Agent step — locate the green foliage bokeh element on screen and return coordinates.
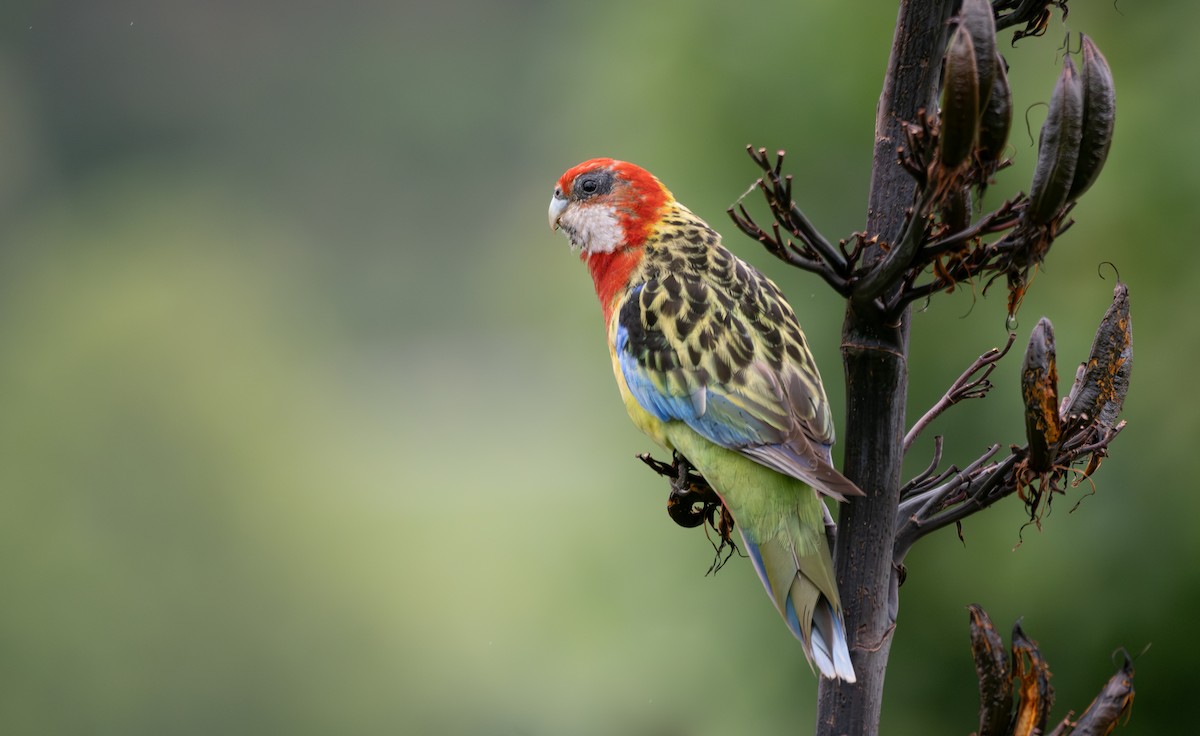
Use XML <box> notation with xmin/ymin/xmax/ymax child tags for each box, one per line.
<box><xmin>0</xmin><ymin>2</ymin><xmax>1189</xmax><ymax>733</ymax></box>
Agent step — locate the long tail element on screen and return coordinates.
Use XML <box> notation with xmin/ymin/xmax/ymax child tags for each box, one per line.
<box><xmin>660</xmin><ymin>429</ymin><xmax>855</xmax><ymax>680</ymax></box>
<box><xmin>740</xmin><ymin>525</ymin><xmax>856</xmax><ymax>682</ymax></box>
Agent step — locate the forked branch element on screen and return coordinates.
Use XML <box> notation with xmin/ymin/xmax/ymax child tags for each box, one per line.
<box><xmin>728</xmin><ymin>147</ymin><xmax>852</xmax><ymax>296</ymax></box>
<box><xmin>904</xmin><ymin>333</ymin><xmax>1017</xmax><ymax>452</ymax></box>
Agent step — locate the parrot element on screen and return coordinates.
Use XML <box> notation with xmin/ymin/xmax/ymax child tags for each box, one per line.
<box><xmin>548</xmin><ymin>158</ymin><xmax>862</xmax><ymax>682</ymax></box>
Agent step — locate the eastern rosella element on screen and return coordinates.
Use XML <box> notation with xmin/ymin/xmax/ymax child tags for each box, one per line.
<box><xmin>549</xmin><ymin>158</ymin><xmax>861</xmax><ymax>682</ymax></box>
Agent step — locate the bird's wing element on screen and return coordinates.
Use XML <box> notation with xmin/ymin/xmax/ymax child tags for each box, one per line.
<box><xmin>614</xmin><ymin>261</ymin><xmax>863</xmax><ymax>500</ymax></box>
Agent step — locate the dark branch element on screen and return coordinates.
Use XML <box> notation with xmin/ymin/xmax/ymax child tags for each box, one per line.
<box><xmin>893</xmin><ymin>420</ymin><xmax>1126</xmax><ymax>561</ymax></box>
<box><xmin>894</xmin><ymin>448</ymin><xmax>1012</xmax><ymax>560</ymax></box>
<box><xmin>709</xmin><ymin>1</ymin><xmax>1127</xmax><ymax>732</ymax></box>
<box><xmin>897</xmin><ymin>445</ymin><xmax>1004</xmax><ymax>524</ymax></box>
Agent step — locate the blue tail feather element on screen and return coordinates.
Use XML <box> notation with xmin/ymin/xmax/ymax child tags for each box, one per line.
<box><xmin>739</xmin><ymin>528</ymin><xmax>856</xmax><ymax>682</ymax></box>
<box><xmin>740</xmin><ymin>533</ymin><xmax>772</xmax><ymax>598</ymax></box>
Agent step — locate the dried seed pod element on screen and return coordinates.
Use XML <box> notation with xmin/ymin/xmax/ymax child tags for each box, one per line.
<box><xmin>938</xmin><ymin>24</ymin><xmax>981</xmax><ymax>172</ymax></box>
<box><xmin>1097</xmin><ymin>333</ymin><xmax>1132</xmax><ymax>430</ymax></box>
<box><xmin>1021</xmin><ymin>317</ymin><xmax>1060</xmax><ymax>473</ymax></box>
<box><xmin>960</xmin><ymin>0</ymin><xmax>998</xmax><ymax>111</ymax></box>
<box><xmin>968</xmin><ymin>605</ymin><xmax>1014</xmax><ymax>736</ymax></box>
<box><xmin>1026</xmin><ymin>55</ymin><xmax>1085</xmax><ymax>227</ymax></box>
<box><xmin>1061</xmin><ymin>281</ymin><xmax>1132</xmax><ymax>428</ymax></box>
<box><xmin>1011</xmin><ymin>622</ymin><xmax>1055</xmax><ymax>736</ymax></box>
<box><xmin>942</xmin><ymin>184</ymin><xmax>972</xmax><ymax>233</ymax></box>
<box><xmin>1060</xmin><ymin>653</ymin><xmax>1135</xmax><ymax>736</ymax></box>
<box><xmin>976</xmin><ymin>51</ymin><xmax>1013</xmax><ymax>184</ymax></box>
<box><xmin>1066</xmin><ymin>34</ymin><xmax>1117</xmax><ymax>202</ymax></box>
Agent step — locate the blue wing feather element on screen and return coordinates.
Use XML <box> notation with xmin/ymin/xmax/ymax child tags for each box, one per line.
<box><xmin>693</xmin><ymin>386</ymin><xmax>786</xmax><ymax>448</ymax></box>
<box><xmin>616</xmin><ymin>320</ymin><xmax>784</xmax><ymax>450</ymax></box>
<box><xmin>614</xmin><ymin>322</ymin><xmax>697</xmax><ymax>423</ymax></box>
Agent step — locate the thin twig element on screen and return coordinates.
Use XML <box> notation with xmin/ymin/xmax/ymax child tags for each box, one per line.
<box><xmin>894</xmin><ymin>450</ymin><xmax>1014</xmax><ymax>559</ymax></box>
<box><xmin>745</xmin><ymin>148</ymin><xmax>849</xmax><ymax>274</ymax></box>
<box><xmin>897</xmin><ymin>444</ymin><xmax>1003</xmax><ymax>523</ymax></box>
<box><xmin>900</xmin><ymin>436</ymin><xmax>945</xmax><ymax>497</ymax></box>
<box><xmin>904</xmin><ymin>333</ymin><xmax>1017</xmax><ymax>452</ymax></box>
<box><xmin>728</xmin><ymin>206</ymin><xmax>852</xmax><ymax>295</ymax></box>
<box><xmin>900</xmin><ymin>462</ymin><xmax>961</xmax><ymax>501</ymax></box>
<box><xmin>907</xmin><ymin>455</ymin><xmax>1019</xmax><ymax>540</ymax></box>
<box><xmin>727</xmin><ymin>204</ymin><xmax>851</xmax><ymax>294</ymax></box>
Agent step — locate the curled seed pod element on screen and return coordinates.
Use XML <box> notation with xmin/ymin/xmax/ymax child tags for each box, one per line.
<box><xmin>938</xmin><ymin>24</ymin><xmax>981</xmax><ymax>172</ymax></box>
<box><xmin>1022</xmin><ymin>317</ymin><xmax>1060</xmax><ymax>473</ymax></box>
<box><xmin>1061</xmin><ymin>281</ymin><xmax>1132</xmax><ymax>428</ymax></box>
<box><xmin>1011</xmin><ymin>622</ymin><xmax>1055</xmax><ymax>736</ymax></box>
<box><xmin>976</xmin><ymin>51</ymin><xmax>1013</xmax><ymax>184</ymax></box>
<box><xmin>1066</xmin><ymin>34</ymin><xmax>1117</xmax><ymax>202</ymax></box>
<box><xmin>960</xmin><ymin>0</ymin><xmax>998</xmax><ymax>112</ymax></box>
<box><xmin>1063</xmin><ymin>653</ymin><xmax>1135</xmax><ymax>736</ymax></box>
<box><xmin>968</xmin><ymin>605</ymin><xmax>1013</xmax><ymax>736</ymax></box>
<box><xmin>1026</xmin><ymin>55</ymin><xmax>1085</xmax><ymax>227</ymax></box>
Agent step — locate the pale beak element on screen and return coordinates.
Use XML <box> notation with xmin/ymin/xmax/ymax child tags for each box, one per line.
<box><xmin>548</xmin><ymin>194</ymin><xmax>567</xmax><ymax>232</ymax></box>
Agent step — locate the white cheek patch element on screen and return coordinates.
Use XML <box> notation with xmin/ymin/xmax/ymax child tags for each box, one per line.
<box><xmin>561</xmin><ymin>205</ymin><xmax>623</xmax><ymax>254</ymax></box>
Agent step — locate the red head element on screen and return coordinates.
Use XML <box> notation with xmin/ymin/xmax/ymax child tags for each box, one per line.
<box><xmin>549</xmin><ymin>159</ymin><xmax>676</xmax><ymax>319</ymax></box>
<box><xmin>548</xmin><ymin>158</ymin><xmax>673</xmax><ymax>255</ymax></box>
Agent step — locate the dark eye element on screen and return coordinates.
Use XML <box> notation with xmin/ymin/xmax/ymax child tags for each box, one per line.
<box><xmin>573</xmin><ymin>170</ymin><xmax>613</xmax><ymax>198</ymax></box>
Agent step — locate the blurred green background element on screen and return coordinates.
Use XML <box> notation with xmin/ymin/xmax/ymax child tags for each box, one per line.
<box><xmin>0</xmin><ymin>1</ymin><xmax>1189</xmax><ymax>733</ymax></box>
